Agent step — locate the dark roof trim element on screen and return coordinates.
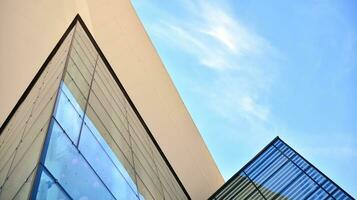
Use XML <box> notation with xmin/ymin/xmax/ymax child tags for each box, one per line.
<box><xmin>209</xmin><ymin>136</ymin><xmax>355</xmax><ymax>200</ymax></box>
<box><xmin>279</xmin><ymin>138</ymin><xmax>355</xmax><ymax>199</ymax></box>
<box><xmin>208</xmin><ymin>136</ymin><xmax>280</xmax><ymax>199</ymax></box>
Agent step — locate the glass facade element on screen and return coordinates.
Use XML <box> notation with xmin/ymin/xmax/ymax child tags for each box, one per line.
<box><xmin>0</xmin><ymin>15</ymin><xmax>189</xmax><ymax>200</ymax></box>
<box><xmin>209</xmin><ymin>137</ymin><xmax>354</xmax><ymax>200</ymax></box>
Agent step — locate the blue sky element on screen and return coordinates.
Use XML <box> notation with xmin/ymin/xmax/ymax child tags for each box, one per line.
<box><xmin>131</xmin><ymin>0</ymin><xmax>357</xmax><ymax>196</ymax></box>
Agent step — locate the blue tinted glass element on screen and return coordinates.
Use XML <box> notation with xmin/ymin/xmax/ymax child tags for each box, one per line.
<box><xmin>54</xmin><ymin>89</ymin><xmax>82</xmax><ymax>143</ymax></box>
<box><xmin>79</xmin><ymin>124</ymin><xmax>138</xmax><ymax>200</ymax></box>
<box><xmin>35</xmin><ymin>169</ymin><xmax>70</xmax><ymax>200</ymax></box>
<box><xmin>84</xmin><ymin>116</ymin><xmax>138</xmax><ymax>193</ymax></box>
<box><xmin>44</xmin><ymin>120</ymin><xmax>115</xmax><ymax>200</ymax></box>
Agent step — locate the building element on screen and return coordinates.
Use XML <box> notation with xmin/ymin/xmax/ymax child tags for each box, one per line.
<box><xmin>209</xmin><ymin>137</ymin><xmax>354</xmax><ymax>200</ymax></box>
<box><xmin>0</xmin><ymin>1</ymin><xmax>354</xmax><ymax>200</ymax></box>
<box><xmin>0</xmin><ymin>1</ymin><xmax>223</xmax><ymax>199</ymax></box>
<box><xmin>0</xmin><ymin>15</ymin><xmax>192</xmax><ymax>200</ymax></box>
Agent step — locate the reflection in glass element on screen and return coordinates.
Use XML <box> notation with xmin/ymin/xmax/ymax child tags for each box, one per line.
<box><xmin>35</xmin><ymin>169</ymin><xmax>70</xmax><ymax>200</ymax></box>
<box><xmin>54</xmin><ymin>87</ymin><xmax>82</xmax><ymax>144</ymax></box>
<box><xmin>79</xmin><ymin>123</ymin><xmax>138</xmax><ymax>200</ymax></box>
<box><xmin>44</xmin><ymin>119</ymin><xmax>114</xmax><ymax>200</ymax></box>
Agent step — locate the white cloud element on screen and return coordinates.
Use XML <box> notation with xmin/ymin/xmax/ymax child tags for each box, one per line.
<box><xmin>139</xmin><ymin>0</ymin><xmax>280</xmax><ymax>129</ymax></box>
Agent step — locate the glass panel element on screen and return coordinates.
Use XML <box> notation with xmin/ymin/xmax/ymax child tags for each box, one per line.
<box><xmin>54</xmin><ymin>88</ymin><xmax>83</xmax><ymax>144</ymax></box>
<box><xmin>79</xmin><ymin>124</ymin><xmax>138</xmax><ymax>200</ymax></box>
<box><xmin>44</xmin><ymin>119</ymin><xmax>114</xmax><ymax>200</ymax></box>
<box><xmin>85</xmin><ymin>107</ymin><xmax>135</xmax><ymax>178</ymax></box>
<box><xmin>35</xmin><ymin>169</ymin><xmax>70</xmax><ymax>200</ymax></box>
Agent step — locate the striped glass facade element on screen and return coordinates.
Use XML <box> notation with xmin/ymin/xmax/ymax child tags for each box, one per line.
<box><xmin>210</xmin><ymin>137</ymin><xmax>354</xmax><ymax>200</ymax></box>
<box><xmin>0</xmin><ymin>15</ymin><xmax>189</xmax><ymax>200</ymax></box>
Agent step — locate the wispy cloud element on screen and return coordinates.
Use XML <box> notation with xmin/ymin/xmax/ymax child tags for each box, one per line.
<box><xmin>151</xmin><ymin>1</ymin><xmax>275</xmax><ymax>71</ymax></box>
<box><xmin>144</xmin><ymin>1</ymin><xmax>281</xmax><ymax>127</ymax></box>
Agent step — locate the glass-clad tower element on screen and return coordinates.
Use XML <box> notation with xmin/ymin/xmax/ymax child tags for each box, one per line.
<box><xmin>209</xmin><ymin>137</ymin><xmax>354</xmax><ymax>200</ymax></box>
<box><xmin>0</xmin><ymin>15</ymin><xmax>190</xmax><ymax>200</ymax></box>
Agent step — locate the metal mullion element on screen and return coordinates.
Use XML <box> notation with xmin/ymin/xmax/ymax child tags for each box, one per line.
<box><xmin>96</xmin><ymin>62</ymin><xmax>127</xmax><ymax>109</ymax></box>
<box><xmin>70</xmin><ymin>47</ymin><xmax>95</xmax><ymax>77</ymax></box>
<box><xmin>270</xmin><ymin>170</ymin><xmax>304</xmax><ymax>200</ymax></box>
<box><xmin>80</xmin><ymin>121</ymin><xmax>138</xmax><ymax>195</ymax></box>
<box><xmin>76</xmin><ymin>54</ymin><xmax>99</xmax><ymax>147</ymax></box>
<box><xmin>256</xmin><ymin>155</ymin><xmax>292</xmax><ymax>191</ymax></box>
<box><xmin>73</xmin><ymin>37</ymin><xmax>96</xmax><ymax>67</ymax></box>
<box><xmin>87</xmin><ymin>85</ymin><xmax>131</xmax><ymax>145</ymax></box>
<box><xmin>63</xmin><ymin>70</ymin><xmax>89</xmax><ymax>104</ymax></box>
<box><xmin>126</xmin><ymin>105</ymin><xmax>140</xmax><ymax>199</ymax></box>
<box><xmin>264</xmin><ymin>161</ymin><xmax>300</xmax><ymax>197</ymax></box>
<box><xmin>152</xmin><ymin>149</ymin><xmax>178</xmax><ymax>200</ymax></box>
<box><xmin>0</xmin><ymin>41</ymin><xmax>67</xmax><ymax>148</ymax></box>
<box><xmin>68</xmin><ymin>55</ymin><xmax>93</xmax><ymax>85</ymax></box>
<box><xmin>131</xmin><ymin>134</ymin><xmax>157</xmax><ymax>173</ymax></box>
<box><xmin>216</xmin><ymin>176</ymin><xmax>245</xmax><ymax>198</ymax></box>
<box><xmin>132</xmin><ymin>153</ymin><xmax>164</xmax><ymax>199</ymax></box>
<box><xmin>0</xmin><ymin>151</ymin><xmax>16</xmax><ymax>176</ymax></box>
<box><xmin>303</xmin><ymin>179</ymin><xmax>328</xmax><ymax>200</ymax></box>
<box><xmin>326</xmin><ymin>188</ymin><xmax>339</xmax><ymax>200</ymax></box>
<box><xmin>278</xmin><ymin>167</ymin><xmax>312</xmax><ymax>199</ymax></box>
<box><xmin>243</xmin><ymin>171</ymin><xmax>267</xmax><ymax>200</ymax></box>
<box><xmin>135</xmin><ymin>171</ymin><xmax>156</xmax><ymax>200</ymax></box>
<box><xmin>91</xmin><ymin>75</ymin><xmax>129</xmax><ymax>139</ymax></box>
<box><xmin>227</xmin><ymin>180</ymin><xmax>252</xmax><ymax>200</ymax></box>
<box><xmin>51</xmin><ymin>117</ymin><xmax>118</xmax><ymax>200</ymax></box>
<box><xmin>74</xmin><ymin>29</ymin><xmax>97</xmax><ymax>59</ymax></box>
<box><xmin>156</xmin><ymin>166</ymin><xmax>179</xmax><ymax>200</ymax></box>
<box><xmin>272</xmin><ymin>143</ymin><xmax>337</xmax><ymax>200</ymax></box>
<box><xmin>149</xmin><ymin>140</ymin><xmax>170</xmax><ymax>199</ymax></box>
<box><xmin>39</xmin><ymin>164</ymin><xmax>73</xmax><ymax>200</ymax></box>
<box><xmin>4</xmin><ymin>117</ymin><xmax>51</xmax><ymax>181</ymax></box>
<box><xmin>94</xmin><ymin>64</ymin><xmax>127</xmax><ymax>115</ymax></box>
<box><xmin>23</xmin><ymin>69</ymin><xmax>64</xmax><ymax>134</ymax></box>
<box><xmin>65</xmin><ymin>58</ymin><xmax>91</xmax><ymax>91</ymax></box>
<box><xmin>93</xmin><ymin>67</ymin><xmax>128</xmax><ymax>127</ymax></box>
<box><xmin>222</xmin><ymin>177</ymin><xmax>251</xmax><ymax>199</ymax></box>
<box><xmin>71</xmin><ymin>43</ymin><xmax>95</xmax><ymax>75</ymax></box>
<box><xmin>58</xmin><ymin>87</ymin><xmax>84</xmax><ymax>118</ymax></box>
<box><xmin>245</xmin><ymin>146</ymin><xmax>276</xmax><ymax>174</ymax></box>
<box><xmin>86</xmin><ymin>103</ymin><xmax>135</xmax><ymax>170</ymax></box>
<box><xmin>131</xmin><ymin>138</ymin><xmax>162</xmax><ymax>186</ymax></box>
<box><xmin>29</xmin><ymin>23</ymin><xmax>77</xmax><ymax>199</ymax></box>
<box><xmin>74</xmin><ymin>33</ymin><xmax>96</xmax><ymax>61</ymax></box>
<box><xmin>250</xmin><ymin>148</ymin><xmax>281</xmax><ymax>180</ymax></box>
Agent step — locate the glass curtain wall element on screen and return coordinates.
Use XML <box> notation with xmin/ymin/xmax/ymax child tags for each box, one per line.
<box><xmin>0</xmin><ymin>16</ymin><xmax>189</xmax><ymax>200</ymax></box>
<box><xmin>209</xmin><ymin>137</ymin><xmax>354</xmax><ymax>200</ymax></box>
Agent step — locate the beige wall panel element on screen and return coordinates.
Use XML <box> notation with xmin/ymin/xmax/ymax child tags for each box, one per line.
<box><xmin>85</xmin><ymin>0</ymin><xmax>224</xmax><ymax>198</ymax></box>
<box><xmin>0</xmin><ymin>0</ymin><xmax>224</xmax><ymax>198</ymax></box>
<box><xmin>0</xmin><ymin>0</ymin><xmax>90</xmax><ymax>124</ymax></box>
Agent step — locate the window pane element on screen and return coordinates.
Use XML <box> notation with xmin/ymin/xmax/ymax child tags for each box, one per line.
<box><xmin>44</xmin><ymin>119</ymin><xmax>114</xmax><ymax>200</ymax></box>
<box><xmin>79</xmin><ymin>124</ymin><xmax>138</xmax><ymax>200</ymax></box>
<box><xmin>54</xmin><ymin>88</ymin><xmax>82</xmax><ymax>144</ymax></box>
<box><xmin>35</xmin><ymin>169</ymin><xmax>70</xmax><ymax>200</ymax></box>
